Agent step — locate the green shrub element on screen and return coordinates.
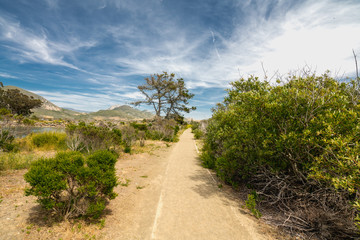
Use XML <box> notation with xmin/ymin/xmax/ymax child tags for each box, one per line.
<box><xmin>112</xmin><ymin>128</ymin><xmax>122</xmax><ymax>141</ymax></box>
<box><xmin>202</xmin><ymin>73</ymin><xmax>360</xmax><ymax>235</ymax></box>
<box><xmin>200</xmin><ymin>151</ymin><xmax>215</xmax><ymax>169</ymax></box>
<box><xmin>30</xmin><ymin>115</ymin><xmax>39</xmax><ymax>121</ymax></box>
<box><xmin>31</xmin><ymin>132</ymin><xmax>67</xmax><ymax>150</ymax></box>
<box><xmin>0</xmin><ymin>107</ymin><xmax>12</xmax><ymax>117</ymax></box>
<box><xmin>130</xmin><ymin>122</ymin><xmax>148</xmax><ymax>131</ymax></box>
<box><xmin>193</xmin><ymin>129</ymin><xmax>204</xmax><ymax>139</ymax></box>
<box><xmin>24</xmin><ymin>150</ymin><xmax>118</xmax><ymax>220</ymax></box>
<box><xmin>245</xmin><ymin>191</ymin><xmax>261</xmax><ymax>219</ymax></box>
<box><xmin>190</xmin><ymin>121</ymin><xmax>200</xmax><ymax>132</ymax></box>
<box><xmin>22</xmin><ymin>118</ymin><xmax>35</xmax><ymax>125</ymax></box>
<box><xmin>203</xmin><ymin>74</ymin><xmax>360</xmax><ymax>186</ymax></box>
<box><xmin>124</xmin><ymin>146</ymin><xmax>131</xmax><ymax>153</ymax></box>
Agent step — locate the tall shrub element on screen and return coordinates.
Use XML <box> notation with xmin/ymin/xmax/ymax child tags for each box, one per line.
<box><xmin>202</xmin><ymin>73</ymin><xmax>360</xmax><ymax>236</ymax></box>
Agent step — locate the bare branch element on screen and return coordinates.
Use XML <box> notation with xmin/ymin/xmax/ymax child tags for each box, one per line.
<box><xmin>353</xmin><ymin>49</ymin><xmax>359</xmax><ymax>80</ymax></box>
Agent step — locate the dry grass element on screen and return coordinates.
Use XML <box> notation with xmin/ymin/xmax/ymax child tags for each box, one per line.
<box><xmin>130</xmin><ymin>139</ymin><xmax>172</xmax><ymax>154</ymax></box>
<box><xmin>0</xmin><ymin>150</ymin><xmax>56</xmax><ymax>171</ymax></box>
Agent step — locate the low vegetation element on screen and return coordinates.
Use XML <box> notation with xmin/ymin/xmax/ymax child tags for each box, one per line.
<box><xmin>190</xmin><ymin>121</ymin><xmax>206</xmax><ymax>140</ymax></box>
<box><xmin>1</xmin><ymin>118</ymin><xmax>183</xmax><ymax>172</ymax></box>
<box><xmin>31</xmin><ymin>132</ymin><xmax>67</xmax><ymax>150</ymax></box>
<box><xmin>202</xmin><ymin>72</ymin><xmax>360</xmax><ymax>239</ymax></box>
<box><xmin>0</xmin><ymin>152</ymin><xmax>37</xmax><ymax>171</ymax></box>
<box><xmin>66</xmin><ymin>121</ymin><xmax>122</xmax><ymax>153</ymax></box>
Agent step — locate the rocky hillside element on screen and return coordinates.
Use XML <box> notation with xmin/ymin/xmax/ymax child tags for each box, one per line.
<box><xmin>3</xmin><ymin>85</ymin><xmax>61</xmax><ymax>111</ymax></box>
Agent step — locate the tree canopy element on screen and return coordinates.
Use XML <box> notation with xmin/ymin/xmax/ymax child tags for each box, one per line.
<box><xmin>133</xmin><ymin>72</ymin><xmax>196</xmax><ymax>119</ymax></box>
<box><xmin>0</xmin><ymin>83</ymin><xmax>42</xmax><ymax>116</ymax></box>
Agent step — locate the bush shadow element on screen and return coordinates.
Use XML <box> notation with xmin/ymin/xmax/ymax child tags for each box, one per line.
<box><xmin>189</xmin><ymin>157</ymin><xmax>249</xmax><ymax>216</ymax></box>
<box><xmin>26</xmin><ymin>202</ymin><xmax>113</xmax><ymax>227</ymax></box>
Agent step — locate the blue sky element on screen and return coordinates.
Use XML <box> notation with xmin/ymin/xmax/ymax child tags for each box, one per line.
<box><xmin>0</xmin><ymin>0</ymin><xmax>359</xmax><ymax>119</ymax></box>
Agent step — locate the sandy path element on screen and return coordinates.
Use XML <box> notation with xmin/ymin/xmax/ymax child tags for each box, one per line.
<box><xmin>104</xmin><ymin>129</ymin><xmax>270</xmax><ymax>240</ymax></box>
<box><xmin>148</xmin><ymin>129</ymin><xmax>266</xmax><ymax>240</ymax></box>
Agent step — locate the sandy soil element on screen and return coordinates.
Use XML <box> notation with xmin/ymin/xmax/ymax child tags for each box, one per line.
<box><xmin>0</xmin><ymin>129</ymin><xmax>282</xmax><ymax>240</ymax></box>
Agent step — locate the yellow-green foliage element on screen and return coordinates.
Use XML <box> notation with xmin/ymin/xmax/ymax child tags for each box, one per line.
<box><xmin>0</xmin><ymin>152</ymin><xmax>37</xmax><ymax>171</ymax></box>
<box><xmin>245</xmin><ymin>191</ymin><xmax>262</xmax><ymax>219</ymax></box>
<box><xmin>29</xmin><ymin>132</ymin><xmax>67</xmax><ymax>150</ymax></box>
<box><xmin>202</xmin><ymin>73</ymin><xmax>360</xmax><ymax>229</ymax></box>
<box><xmin>22</xmin><ymin>118</ymin><xmax>35</xmax><ymax>125</ymax></box>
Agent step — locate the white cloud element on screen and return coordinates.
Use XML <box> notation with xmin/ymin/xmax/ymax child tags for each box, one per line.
<box><xmin>0</xmin><ymin>15</ymin><xmax>96</xmax><ymax>70</ymax></box>
<box><xmin>44</xmin><ymin>0</ymin><xmax>59</xmax><ymax>9</ymax></box>
<box><xmin>122</xmin><ymin>91</ymin><xmax>144</xmax><ymax>99</ymax></box>
<box><xmin>110</xmin><ymin>0</ymin><xmax>360</xmax><ymax>87</ymax></box>
<box><xmin>217</xmin><ymin>0</ymin><xmax>360</xmax><ymax>80</ymax></box>
<box><xmin>0</xmin><ymin>72</ymin><xmax>18</xmax><ymax>79</ymax></box>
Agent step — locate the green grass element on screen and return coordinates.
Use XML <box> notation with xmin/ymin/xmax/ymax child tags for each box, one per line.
<box><xmin>98</xmin><ymin>219</ymin><xmax>105</xmax><ymax>230</ymax></box>
<box><xmin>120</xmin><ymin>179</ymin><xmax>131</xmax><ymax>187</ymax></box>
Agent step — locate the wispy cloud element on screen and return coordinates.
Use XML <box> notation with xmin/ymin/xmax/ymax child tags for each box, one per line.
<box><xmin>111</xmin><ymin>0</ymin><xmax>360</xmax><ymax>85</ymax></box>
<box><xmin>43</xmin><ymin>0</ymin><xmax>59</xmax><ymax>9</ymax></box>
<box><xmin>0</xmin><ymin>72</ymin><xmax>18</xmax><ymax>79</ymax></box>
<box><xmin>210</xmin><ymin>30</ymin><xmax>221</xmax><ymax>61</ymax></box>
<box><xmin>208</xmin><ymin>0</ymin><xmax>360</xmax><ymax>79</ymax></box>
<box><xmin>0</xmin><ymin>15</ymin><xmax>96</xmax><ymax>70</ymax></box>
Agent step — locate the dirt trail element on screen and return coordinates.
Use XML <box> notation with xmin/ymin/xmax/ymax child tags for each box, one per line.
<box><xmin>148</xmin><ymin>129</ymin><xmax>266</xmax><ymax>240</ymax></box>
<box><xmin>105</xmin><ymin>129</ymin><xmax>271</xmax><ymax>240</ymax></box>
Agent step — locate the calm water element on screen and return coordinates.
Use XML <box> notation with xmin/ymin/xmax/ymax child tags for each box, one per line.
<box><xmin>3</xmin><ymin>126</ymin><xmax>65</xmax><ymax>138</ymax></box>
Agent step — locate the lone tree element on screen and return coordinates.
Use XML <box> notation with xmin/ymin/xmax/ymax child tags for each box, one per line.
<box><xmin>133</xmin><ymin>72</ymin><xmax>196</xmax><ymax>119</ymax></box>
<box><xmin>0</xmin><ymin>82</ymin><xmax>42</xmax><ymax>116</ymax></box>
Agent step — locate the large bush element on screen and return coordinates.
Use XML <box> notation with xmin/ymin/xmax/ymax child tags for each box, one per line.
<box><xmin>24</xmin><ymin>151</ymin><xmax>118</xmax><ymax>220</ymax></box>
<box><xmin>202</xmin><ymin>73</ymin><xmax>360</xmax><ymax>238</ymax></box>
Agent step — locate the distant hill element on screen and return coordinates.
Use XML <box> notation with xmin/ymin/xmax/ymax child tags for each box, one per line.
<box><xmin>89</xmin><ymin>105</ymin><xmax>153</xmax><ymax>120</ymax></box>
<box><xmin>3</xmin><ymin>85</ymin><xmax>62</xmax><ymax>111</ymax></box>
<box><xmin>1</xmin><ymin>85</ymin><xmax>154</xmax><ymax>120</ymax></box>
